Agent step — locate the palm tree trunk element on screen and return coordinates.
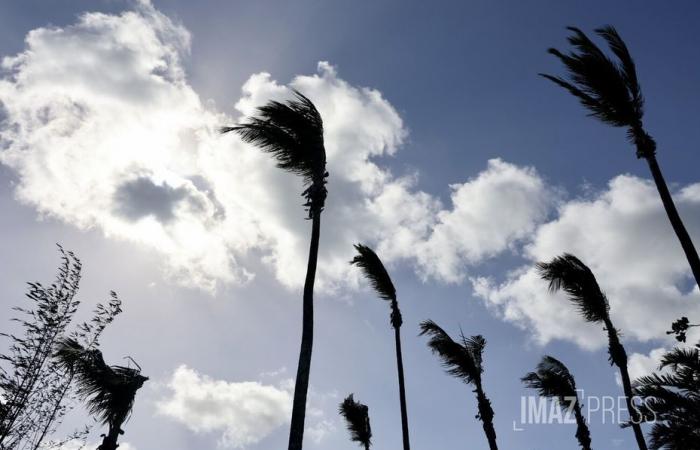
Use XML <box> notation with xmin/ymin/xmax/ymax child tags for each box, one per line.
<box><xmin>97</xmin><ymin>424</ymin><xmax>120</xmax><ymax>450</ymax></box>
<box><xmin>573</xmin><ymin>400</ymin><xmax>592</xmax><ymax>450</ymax></box>
<box><xmin>287</xmin><ymin>212</ymin><xmax>321</xmax><ymax>450</ymax></box>
<box><xmin>617</xmin><ymin>364</ymin><xmax>647</xmax><ymax>450</ymax></box>
<box><xmin>475</xmin><ymin>385</ymin><xmax>498</xmax><ymax>450</ymax></box>
<box><xmin>644</xmin><ymin>154</ymin><xmax>700</xmax><ymax>288</ymax></box>
<box><xmin>604</xmin><ymin>318</ymin><xmax>647</xmax><ymax>450</ymax></box>
<box><xmin>393</xmin><ymin>324</ymin><xmax>411</xmax><ymax>450</ymax></box>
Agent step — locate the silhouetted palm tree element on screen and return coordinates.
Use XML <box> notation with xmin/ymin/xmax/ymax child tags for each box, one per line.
<box><xmin>351</xmin><ymin>244</ymin><xmax>410</xmax><ymax>450</ymax></box>
<box><xmin>632</xmin><ymin>343</ymin><xmax>700</xmax><ymax>449</ymax></box>
<box><xmin>339</xmin><ymin>394</ymin><xmax>372</xmax><ymax>450</ymax></box>
<box><xmin>54</xmin><ymin>338</ymin><xmax>147</xmax><ymax>450</ymax></box>
<box><xmin>542</xmin><ymin>26</ymin><xmax>700</xmax><ymax>290</ymax></box>
<box><xmin>523</xmin><ymin>355</ymin><xmax>592</xmax><ymax>450</ymax></box>
<box><xmin>222</xmin><ymin>90</ymin><xmax>327</xmax><ymax>450</ymax></box>
<box><xmin>419</xmin><ymin>320</ymin><xmax>498</xmax><ymax>450</ymax></box>
<box><xmin>538</xmin><ymin>254</ymin><xmax>647</xmax><ymax>450</ymax></box>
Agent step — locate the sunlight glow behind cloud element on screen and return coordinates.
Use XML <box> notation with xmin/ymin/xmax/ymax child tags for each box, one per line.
<box><xmin>0</xmin><ymin>1</ymin><xmax>552</xmax><ymax>294</ymax></box>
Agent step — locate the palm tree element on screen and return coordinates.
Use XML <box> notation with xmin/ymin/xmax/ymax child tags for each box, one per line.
<box><xmin>523</xmin><ymin>355</ymin><xmax>592</xmax><ymax>450</ymax></box>
<box><xmin>419</xmin><ymin>320</ymin><xmax>498</xmax><ymax>450</ymax></box>
<box><xmin>339</xmin><ymin>394</ymin><xmax>372</xmax><ymax>450</ymax></box>
<box><xmin>54</xmin><ymin>338</ymin><xmax>147</xmax><ymax>450</ymax></box>
<box><xmin>538</xmin><ymin>254</ymin><xmax>647</xmax><ymax>450</ymax></box>
<box><xmin>632</xmin><ymin>343</ymin><xmax>700</xmax><ymax>449</ymax></box>
<box><xmin>542</xmin><ymin>26</ymin><xmax>700</xmax><ymax>290</ymax></box>
<box><xmin>222</xmin><ymin>90</ymin><xmax>327</xmax><ymax>450</ymax></box>
<box><xmin>350</xmin><ymin>244</ymin><xmax>410</xmax><ymax>450</ymax></box>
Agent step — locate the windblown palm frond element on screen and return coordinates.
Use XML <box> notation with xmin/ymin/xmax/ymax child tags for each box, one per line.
<box><xmin>523</xmin><ymin>356</ymin><xmax>577</xmax><ymax>400</ymax></box>
<box><xmin>350</xmin><ymin>244</ymin><xmax>396</xmax><ymax>302</ymax></box>
<box><xmin>54</xmin><ymin>338</ymin><xmax>147</xmax><ymax>427</ymax></box>
<box><xmin>537</xmin><ymin>254</ymin><xmax>609</xmax><ymax>323</ymax></box>
<box><xmin>222</xmin><ymin>89</ymin><xmax>326</xmax><ymax>186</ymax></box>
<box><xmin>419</xmin><ymin>320</ymin><xmax>482</xmax><ymax>384</ymax></box>
<box><xmin>633</xmin><ymin>344</ymin><xmax>700</xmax><ymax>449</ymax></box>
<box><xmin>339</xmin><ymin>394</ymin><xmax>372</xmax><ymax>449</ymax></box>
<box><xmin>541</xmin><ymin>26</ymin><xmax>644</xmax><ymax>130</ymax></box>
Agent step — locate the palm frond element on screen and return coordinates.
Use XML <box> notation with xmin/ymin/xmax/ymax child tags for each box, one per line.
<box><xmin>222</xmin><ymin>89</ymin><xmax>326</xmax><ymax>186</ymax></box>
<box><xmin>632</xmin><ymin>344</ymin><xmax>700</xmax><ymax>449</ymax></box>
<box><xmin>522</xmin><ymin>355</ymin><xmax>577</xmax><ymax>401</ymax></box>
<box><xmin>54</xmin><ymin>338</ymin><xmax>147</xmax><ymax>427</ymax></box>
<box><xmin>350</xmin><ymin>244</ymin><xmax>396</xmax><ymax>302</ymax></box>
<box><xmin>419</xmin><ymin>320</ymin><xmax>482</xmax><ymax>384</ymax></box>
<box><xmin>339</xmin><ymin>394</ymin><xmax>372</xmax><ymax>448</ymax></box>
<box><xmin>537</xmin><ymin>253</ymin><xmax>610</xmax><ymax>323</ymax></box>
<box><xmin>542</xmin><ymin>26</ymin><xmax>644</xmax><ymax>129</ymax></box>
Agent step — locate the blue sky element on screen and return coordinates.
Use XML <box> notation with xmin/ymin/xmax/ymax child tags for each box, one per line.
<box><xmin>1</xmin><ymin>1</ymin><xmax>700</xmax><ymax>449</ymax></box>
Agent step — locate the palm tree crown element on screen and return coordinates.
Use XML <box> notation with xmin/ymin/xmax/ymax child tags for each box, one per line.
<box><xmin>350</xmin><ymin>244</ymin><xmax>396</xmax><ymax>303</ymax></box>
<box><xmin>54</xmin><ymin>338</ymin><xmax>147</xmax><ymax>430</ymax></box>
<box><xmin>633</xmin><ymin>344</ymin><xmax>700</xmax><ymax>449</ymax></box>
<box><xmin>420</xmin><ymin>320</ymin><xmax>497</xmax><ymax>450</ymax></box>
<box><xmin>541</xmin><ymin>26</ymin><xmax>654</xmax><ymax>157</ymax></box>
<box><xmin>523</xmin><ymin>356</ymin><xmax>592</xmax><ymax>450</ymax></box>
<box><xmin>339</xmin><ymin>394</ymin><xmax>372</xmax><ymax>450</ymax></box>
<box><xmin>222</xmin><ymin>89</ymin><xmax>328</xmax><ymax>216</ymax></box>
<box><xmin>523</xmin><ymin>355</ymin><xmax>578</xmax><ymax>400</ymax></box>
<box><xmin>420</xmin><ymin>320</ymin><xmax>484</xmax><ymax>384</ymax></box>
<box><xmin>537</xmin><ymin>253</ymin><xmax>609</xmax><ymax>324</ymax></box>
<box><xmin>350</xmin><ymin>244</ymin><xmax>401</xmax><ymax>327</ymax></box>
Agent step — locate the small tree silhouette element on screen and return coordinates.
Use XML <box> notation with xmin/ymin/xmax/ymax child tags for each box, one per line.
<box><xmin>538</xmin><ymin>254</ymin><xmax>647</xmax><ymax>450</ymax></box>
<box><xmin>523</xmin><ymin>356</ymin><xmax>592</xmax><ymax>450</ymax></box>
<box><xmin>0</xmin><ymin>246</ymin><xmax>122</xmax><ymax>450</ymax></box>
<box><xmin>222</xmin><ymin>89</ymin><xmax>327</xmax><ymax>450</ymax></box>
<box><xmin>420</xmin><ymin>320</ymin><xmax>498</xmax><ymax>450</ymax></box>
<box><xmin>54</xmin><ymin>338</ymin><xmax>148</xmax><ymax>450</ymax></box>
<box><xmin>339</xmin><ymin>394</ymin><xmax>372</xmax><ymax>450</ymax></box>
<box><xmin>351</xmin><ymin>244</ymin><xmax>410</xmax><ymax>450</ymax></box>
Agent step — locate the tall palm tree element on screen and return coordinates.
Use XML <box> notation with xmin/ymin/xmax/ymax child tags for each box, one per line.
<box><xmin>350</xmin><ymin>244</ymin><xmax>410</xmax><ymax>450</ymax></box>
<box><xmin>54</xmin><ymin>338</ymin><xmax>147</xmax><ymax>450</ymax></box>
<box><xmin>632</xmin><ymin>343</ymin><xmax>700</xmax><ymax>449</ymax></box>
<box><xmin>339</xmin><ymin>394</ymin><xmax>372</xmax><ymax>450</ymax></box>
<box><xmin>222</xmin><ymin>90</ymin><xmax>327</xmax><ymax>450</ymax></box>
<box><xmin>538</xmin><ymin>254</ymin><xmax>647</xmax><ymax>450</ymax></box>
<box><xmin>523</xmin><ymin>355</ymin><xmax>592</xmax><ymax>450</ymax></box>
<box><xmin>419</xmin><ymin>320</ymin><xmax>498</xmax><ymax>450</ymax></box>
<box><xmin>542</xmin><ymin>26</ymin><xmax>700</xmax><ymax>290</ymax></box>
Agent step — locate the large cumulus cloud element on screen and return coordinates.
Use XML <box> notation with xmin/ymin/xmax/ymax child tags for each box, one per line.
<box><xmin>0</xmin><ymin>1</ymin><xmax>551</xmax><ymax>293</ymax></box>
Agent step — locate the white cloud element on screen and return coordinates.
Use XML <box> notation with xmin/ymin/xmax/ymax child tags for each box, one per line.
<box><xmin>156</xmin><ymin>365</ymin><xmax>292</xmax><ymax>448</ymax></box>
<box><xmin>627</xmin><ymin>347</ymin><xmax>667</xmax><ymax>382</ymax></box>
<box><xmin>474</xmin><ymin>175</ymin><xmax>700</xmax><ymax>350</ymax></box>
<box><xmin>416</xmin><ymin>159</ymin><xmax>554</xmax><ymax>282</ymax></box>
<box><xmin>0</xmin><ymin>1</ymin><xmax>554</xmax><ymax>293</ymax></box>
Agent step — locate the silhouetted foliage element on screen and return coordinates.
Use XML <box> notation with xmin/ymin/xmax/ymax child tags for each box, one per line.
<box><xmin>222</xmin><ymin>90</ymin><xmax>327</xmax><ymax>450</ymax></box>
<box><xmin>631</xmin><ymin>344</ymin><xmax>700</xmax><ymax>449</ymax></box>
<box><xmin>350</xmin><ymin>244</ymin><xmax>410</xmax><ymax>450</ymax></box>
<box><xmin>523</xmin><ymin>356</ymin><xmax>592</xmax><ymax>450</ymax></box>
<box><xmin>420</xmin><ymin>320</ymin><xmax>498</xmax><ymax>450</ymax></box>
<box><xmin>543</xmin><ymin>25</ymin><xmax>700</xmax><ymax>294</ymax></box>
<box><xmin>538</xmin><ymin>253</ymin><xmax>647</xmax><ymax>450</ymax></box>
<box><xmin>339</xmin><ymin>394</ymin><xmax>372</xmax><ymax>450</ymax></box>
<box><xmin>666</xmin><ymin>317</ymin><xmax>699</xmax><ymax>343</ymax></box>
<box><xmin>0</xmin><ymin>246</ymin><xmax>122</xmax><ymax>450</ymax></box>
<box><xmin>54</xmin><ymin>339</ymin><xmax>147</xmax><ymax>450</ymax></box>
